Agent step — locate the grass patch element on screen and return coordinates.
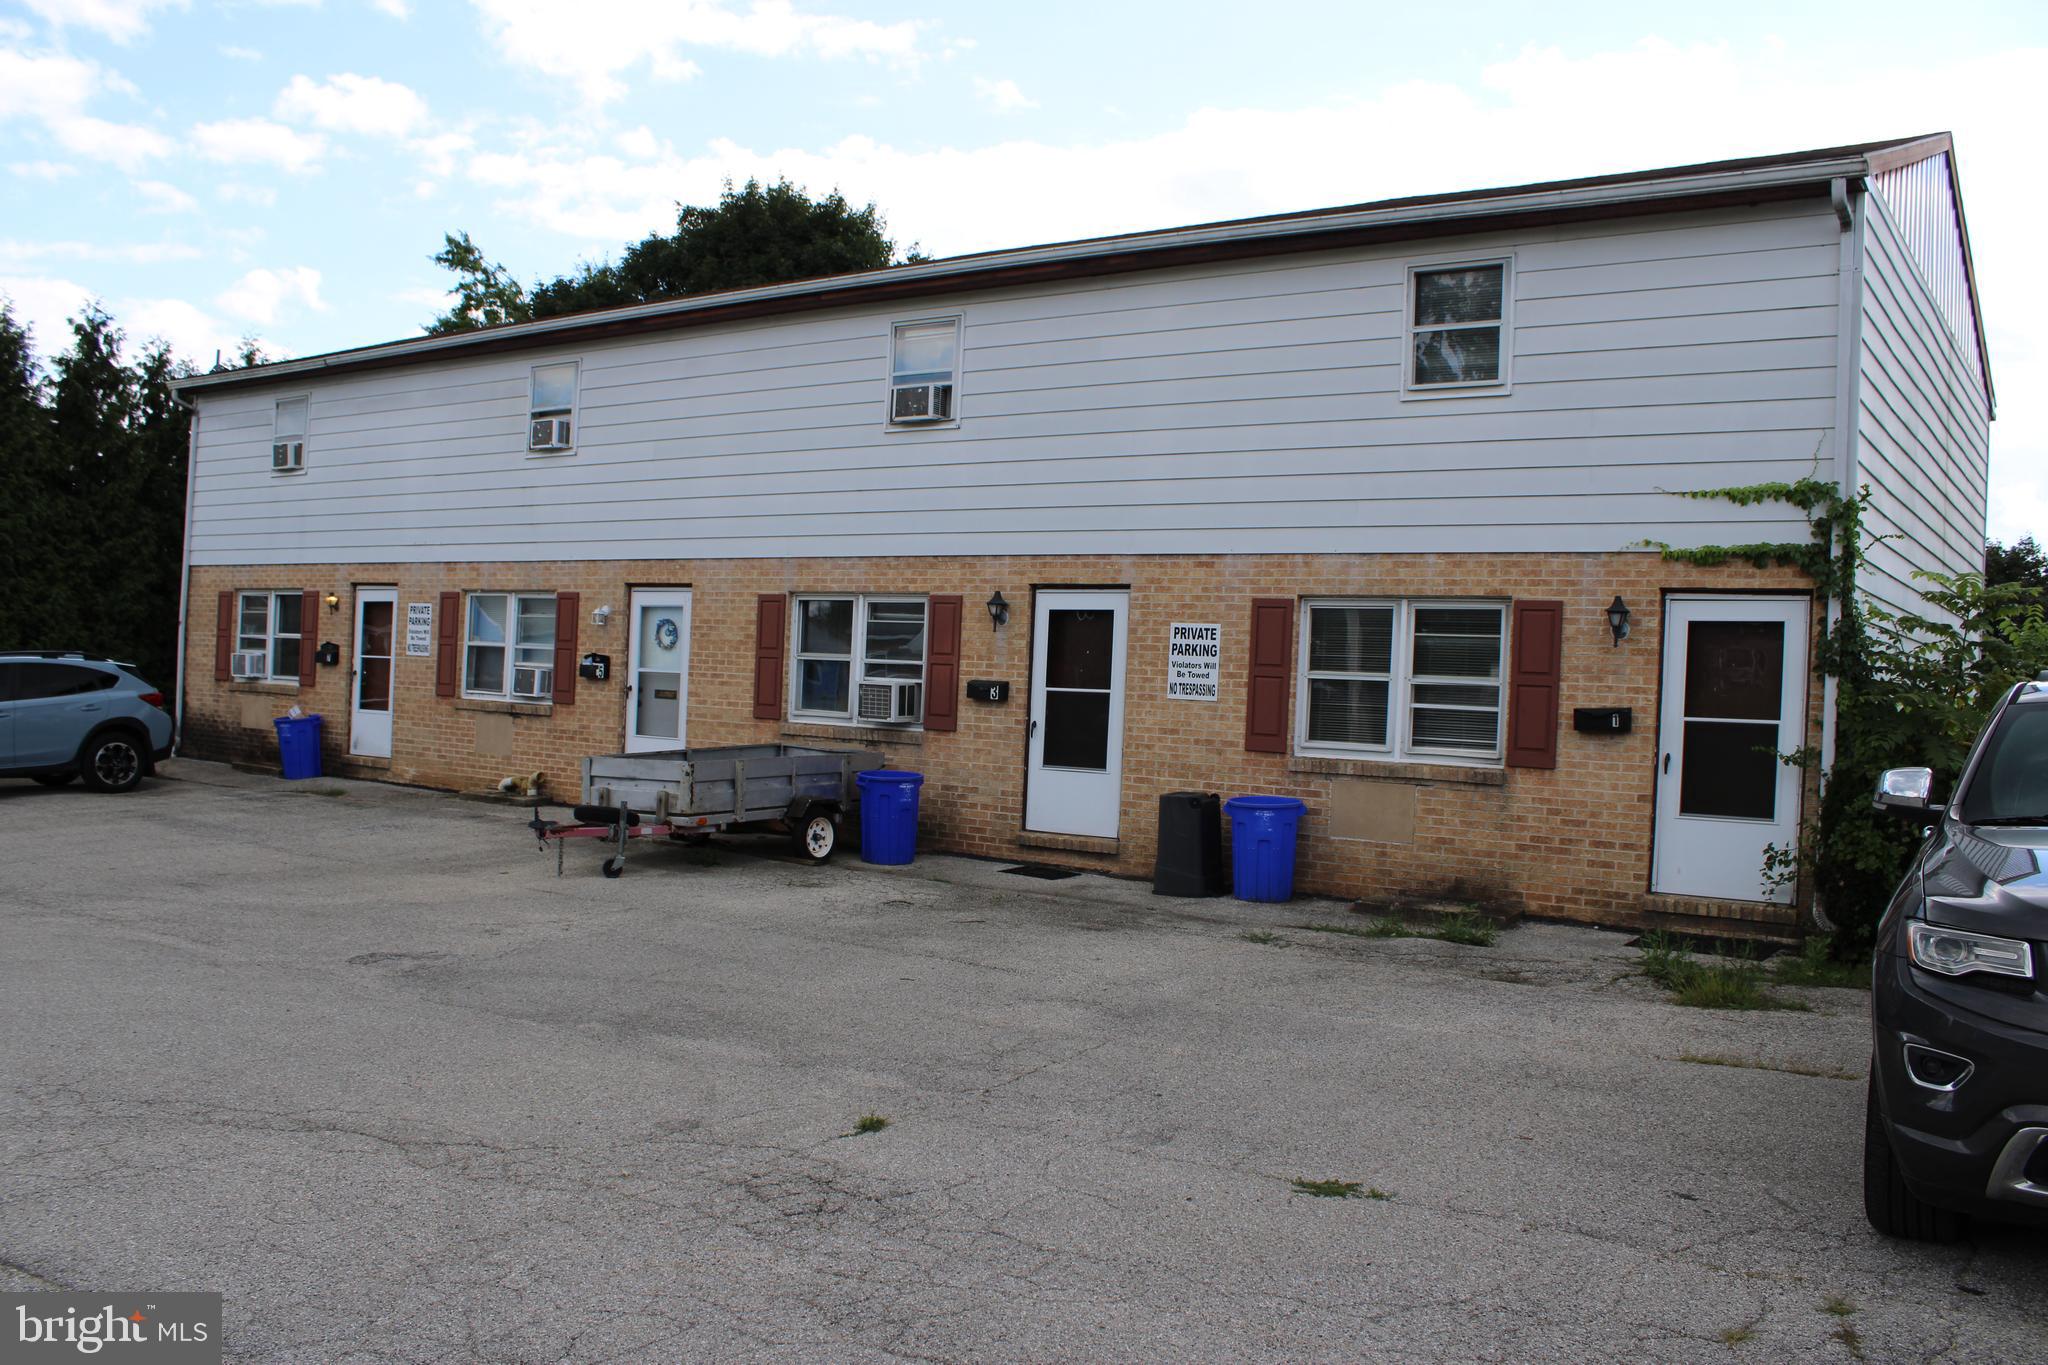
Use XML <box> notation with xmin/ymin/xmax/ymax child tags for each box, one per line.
<box><xmin>1297</xmin><ymin>914</ymin><xmax>1496</xmax><ymax>947</ymax></box>
<box><xmin>1717</xmin><ymin>1325</ymin><xmax>1755</xmax><ymax>1346</ymax></box>
<box><xmin>1239</xmin><ymin>930</ymin><xmax>1286</xmax><ymax>945</ymax></box>
<box><xmin>1679</xmin><ymin>1053</ymin><xmax>1859</xmax><ymax>1081</ymax></box>
<box><xmin>1435</xmin><ymin>913</ymin><xmax>1498</xmax><ymax>947</ymax></box>
<box><xmin>1773</xmin><ymin>935</ymin><xmax>1872</xmax><ymax>991</ymax></box>
<box><xmin>1290</xmin><ymin>1178</ymin><xmax>1364</xmax><ymax>1199</ymax></box>
<box><xmin>1363</xmin><ymin>1187</ymin><xmax>1393</xmax><ymax>1201</ymax></box>
<box><xmin>1821</xmin><ymin>1294</ymin><xmax>1855</xmax><ymax>1317</ymax></box>
<box><xmin>1637</xmin><ymin>933</ymin><xmax>1807</xmax><ymax>1012</ymax></box>
<box><xmin>850</xmin><ymin>1114</ymin><xmax>890</xmax><ymax>1135</ymax></box>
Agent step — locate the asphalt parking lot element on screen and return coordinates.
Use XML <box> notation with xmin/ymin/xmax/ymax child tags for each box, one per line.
<box><xmin>2</xmin><ymin>762</ymin><xmax>2043</xmax><ymax>1362</ymax></box>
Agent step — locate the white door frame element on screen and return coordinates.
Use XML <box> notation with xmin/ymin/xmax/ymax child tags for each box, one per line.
<box><xmin>1024</xmin><ymin>589</ymin><xmax>1129</xmax><ymax>839</ymax></box>
<box><xmin>1651</xmin><ymin>593</ymin><xmax>1811</xmax><ymax>902</ymax></box>
<box><xmin>625</xmin><ymin>588</ymin><xmax>692</xmax><ymax>754</ymax></box>
<box><xmin>348</xmin><ymin>586</ymin><xmax>396</xmax><ymax>759</ymax></box>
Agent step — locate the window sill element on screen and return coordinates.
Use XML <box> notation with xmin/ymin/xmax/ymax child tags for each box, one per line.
<box><xmin>884</xmin><ymin>420</ymin><xmax>961</xmax><ymax>434</ymax></box>
<box><xmin>228</xmin><ymin>680</ymin><xmax>300</xmax><ymax>695</ymax></box>
<box><xmin>454</xmin><ymin>698</ymin><xmax>553</xmax><ymax>717</ymax></box>
<box><xmin>525</xmin><ymin>449</ymin><xmax>577</xmax><ymax>459</ymax></box>
<box><xmin>781</xmin><ymin>721</ymin><xmax>923</xmax><ymax>748</ymax></box>
<box><xmin>1288</xmin><ymin>754</ymin><xmax>1506</xmax><ymax>787</ymax></box>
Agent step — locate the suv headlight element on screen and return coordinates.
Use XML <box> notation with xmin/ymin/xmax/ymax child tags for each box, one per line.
<box><xmin>1906</xmin><ymin>920</ymin><xmax>2035</xmax><ymax>980</ymax></box>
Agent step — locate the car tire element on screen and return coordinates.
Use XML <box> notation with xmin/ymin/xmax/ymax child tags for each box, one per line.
<box><xmin>794</xmin><ymin>812</ymin><xmax>837</xmax><ymax>862</ymax></box>
<box><xmin>77</xmin><ymin>729</ymin><xmax>147</xmax><ymax>794</ymax></box>
<box><xmin>1863</xmin><ymin>1076</ymin><xmax>1966</xmax><ymax>1242</ymax></box>
<box><xmin>32</xmin><ymin>772</ymin><xmax>77</xmax><ymax>787</ymax></box>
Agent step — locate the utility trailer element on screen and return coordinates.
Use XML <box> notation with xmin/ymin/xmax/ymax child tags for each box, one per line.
<box><xmin>528</xmin><ymin>744</ymin><xmax>885</xmax><ymax>877</ymax></box>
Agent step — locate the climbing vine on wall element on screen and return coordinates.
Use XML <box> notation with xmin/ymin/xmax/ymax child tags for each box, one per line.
<box><xmin>1647</xmin><ymin>479</ymin><xmax>2048</xmax><ymax>955</ymax></box>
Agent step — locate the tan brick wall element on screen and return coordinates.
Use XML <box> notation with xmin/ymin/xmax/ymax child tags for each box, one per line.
<box><xmin>183</xmin><ymin>552</ymin><xmax>1819</xmax><ymax>928</ymax></box>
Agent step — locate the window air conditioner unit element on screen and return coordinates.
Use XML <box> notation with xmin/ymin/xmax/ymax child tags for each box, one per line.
<box><xmin>890</xmin><ymin>383</ymin><xmax>953</xmax><ymax>423</ymax></box>
<box><xmin>230</xmin><ymin>650</ymin><xmax>267</xmax><ymax>680</ymax></box>
<box><xmin>512</xmin><ymin>664</ymin><xmax>554</xmax><ymax>699</ymax></box>
<box><xmin>271</xmin><ymin>441</ymin><xmax>304</xmax><ymax>472</ymax></box>
<box><xmin>528</xmin><ymin>417</ymin><xmax>573</xmax><ymax>451</ymax></box>
<box><xmin>857</xmin><ymin>678</ymin><xmax>923</xmax><ymax>724</ymax></box>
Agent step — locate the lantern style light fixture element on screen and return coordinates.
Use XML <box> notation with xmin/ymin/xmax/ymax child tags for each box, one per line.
<box><xmin>986</xmin><ymin>590</ymin><xmax>1010</xmax><ymax>629</ymax></box>
<box><xmin>1606</xmin><ymin>595</ymin><xmax>1631</xmax><ymax>647</ymax></box>
<box><xmin>324</xmin><ymin>592</ymin><xmax>340</xmax><ymax>611</ymax></box>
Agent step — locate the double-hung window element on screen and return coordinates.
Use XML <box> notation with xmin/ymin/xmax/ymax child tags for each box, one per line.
<box><xmin>888</xmin><ymin>319</ymin><xmax>958</xmax><ymax>425</ymax></box>
<box><xmin>1299</xmin><ymin>600</ymin><xmax>1507</xmax><ymax>762</ymax></box>
<box><xmin>527</xmin><ymin>361</ymin><xmax>578</xmax><ymax>453</ymax></box>
<box><xmin>1406</xmin><ymin>260</ymin><xmax>1509</xmax><ymax>392</ymax></box>
<box><xmin>791</xmin><ymin>595</ymin><xmax>928</xmax><ymax>724</ymax></box>
<box><xmin>237</xmin><ymin>590</ymin><xmax>303</xmax><ymax>682</ymax></box>
<box><xmin>271</xmin><ymin>397</ymin><xmax>308</xmax><ymax>473</ymax></box>
<box><xmin>463</xmin><ymin>592</ymin><xmax>556</xmax><ymax>701</ymax></box>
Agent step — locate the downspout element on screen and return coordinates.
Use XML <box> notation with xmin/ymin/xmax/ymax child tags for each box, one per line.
<box><xmin>1815</xmin><ymin>176</ymin><xmax>1867</xmax><ymax>930</ymax></box>
<box><xmin>171</xmin><ymin>392</ymin><xmax>199</xmax><ymax>756</ymax></box>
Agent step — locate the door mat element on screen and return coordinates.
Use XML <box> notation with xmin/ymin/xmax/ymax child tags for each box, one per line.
<box><xmin>1000</xmin><ymin>864</ymin><xmax>1081</xmax><ymax>881</ymax></box>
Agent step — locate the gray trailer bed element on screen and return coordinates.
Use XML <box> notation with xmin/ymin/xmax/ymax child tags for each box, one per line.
<box><xmin>531</xmin><ymin>744</ymin><xmax>887</xmax><ymax>876</ymax></box>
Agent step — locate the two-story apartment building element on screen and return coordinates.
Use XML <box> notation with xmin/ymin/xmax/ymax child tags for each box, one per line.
<box><xmin>170</xmin><ymin>134</ymin><xmax>1993</xmax><ymax>937</ymax></box>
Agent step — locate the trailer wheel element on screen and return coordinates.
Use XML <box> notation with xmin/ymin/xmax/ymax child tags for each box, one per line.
<box><xmin>602</xmin><ymin>856</ymin><xmax>625</xmax><ymax>879</ymax></box>
<box><xmin>795</xmin><ymin>812</ymin><xmax>838</xmax><ymax>862</ymax></box>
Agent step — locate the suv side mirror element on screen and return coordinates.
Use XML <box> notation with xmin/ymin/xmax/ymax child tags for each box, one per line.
<box><xmin>1873</xmin><ymin>767</ymin><xmax>1941</xmax><ymax>820</ymax></box>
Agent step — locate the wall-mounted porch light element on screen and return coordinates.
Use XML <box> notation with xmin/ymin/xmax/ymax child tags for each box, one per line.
<box><xmin>986</xmin><ymin>590</ymin><xmax>1010</xmax><ymax>629</ymax></box>
<box><xmin>1606</xmin><ymin>595</ymin><xmax>1631</xmax><ymax>647</ymax></box>
<box><xmin>324</xmin><ymin>592</ymin><xmax>340</xmax><ymax>611</ymax></box>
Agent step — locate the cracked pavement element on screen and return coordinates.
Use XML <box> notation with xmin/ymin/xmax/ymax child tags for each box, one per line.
<box><xmin>2</xmin><ymin>760</ymin><xmax>2043</xmax><ymax>1362</ymax></box>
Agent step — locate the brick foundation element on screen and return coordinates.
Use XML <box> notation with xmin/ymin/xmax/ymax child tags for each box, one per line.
<box><xmin>181</xmin><ymin>551</ymin><xmax>1820</xmax><ymax>929</ymax></box>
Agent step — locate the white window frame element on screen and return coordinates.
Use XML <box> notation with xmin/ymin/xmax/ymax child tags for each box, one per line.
<box><xmin>461</xmin><ymin>591</ymin><xmax>557</xmax><ymax>702</ymax></box>
<box><xmin>1400</xmin><ymin>256</ymin><xmax>1513</xmax><ymax>399</ymax></box>
<box><xmin>1295</xmin><ymin>598</ymin><xmax>1508</xmax><ymax>766</ymax></box>
<box><xmin>788</xmin><ymin>593</ymin><xmax>930</xmax><ymax>725</ymax></box>
<box><xmin>526</xmin><ymin>360</ymin><xmax>579</xmax><ymax>457</ymax></box>
<box><xmin>271</xmin><ymin>396</ymin><xmax>309</xmax><ymax>476</ymax></box>
<box><xmin>886</xmin><ymin>316</ymin><xmax>961</xmax><ymax>430</ymax></box>
<box><xmin>236</xmin><ymin>589</ymin><xmax>303</xmax><ymax>683</ymax></box>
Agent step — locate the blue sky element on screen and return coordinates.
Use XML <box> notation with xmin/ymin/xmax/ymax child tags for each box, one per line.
<box><xmin>3</xmin><ymin>0</ymin><xmax>2043</xmax><ymax>540</ymax></box>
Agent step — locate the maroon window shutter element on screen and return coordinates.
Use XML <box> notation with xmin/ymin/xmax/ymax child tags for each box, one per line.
<box><xmin>752</xmin><ymin>594</ymin><xmax>787</xmax><ymax>720</ymax></box>
<box><xmin>1505</xmin><ymin>599</ymin><xmax>1564</xmax><ymax>770</ymax></box>
<box><xmin>552</xmin><ymin>592</ymin><xmax>579</xmax><ymax>705</ymax></box>
<box><xmin>1244</xmin><ymin>597</ymin><xmax>1293</xmax><ymax>753</ymax></box>
<box><xmin>214</xmin><ymin>591</ymin><xmax>234</xmax><ymax>682</ymax></box>
<box><xmin>298</xmin><ymin>590</ymin><xmax>319</xmax><ymax>687</ymax></box>
<box><xmin>436</xmin><ymin>590</ymin><xmax>461</xmax><ymax>698</ymax></box>
<box><xmin>924</xmin><ymin>594</ymin><xmax>963</xmax><ymax>732</ymax></box>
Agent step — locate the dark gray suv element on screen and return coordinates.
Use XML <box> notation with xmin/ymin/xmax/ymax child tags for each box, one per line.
<box><xmin>0</xmin><ymin>653</ymin><xmax>176</xmax><ymax>793</ymax></box>
<box><xmin>1865</xmin><ymin>674</ymin><xmax>2048</xmax><ymax>1239</ymax></box>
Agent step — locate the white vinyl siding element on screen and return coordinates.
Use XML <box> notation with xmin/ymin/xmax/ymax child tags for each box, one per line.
<box><xmin>1298</xmin><ymin>600</ymin><xmax>1506</xmax><ymax>764</ymax></box>
<box><xmin>463</xmin><ymin>592</ymin><xmax>555</xmax><ymax>701</ymax></box>
<box><xmin>790</xmin><ymin>595</ymin><xmax>927</xmax><ymax>723</ymax></box>
<box><xmin>185</xmin><ymin>201</ymin><xmax>1845</xmax><ymax>565</ymax></box>
<box><xmin>236</xmin><ymin>590</ymin><xmax>302</xmax><ymax>681</ymax></box>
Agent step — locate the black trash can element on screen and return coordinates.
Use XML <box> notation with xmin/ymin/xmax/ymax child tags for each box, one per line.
<box><xmin>1153</xmin><ymin>791</ymin><xmax>1225</xmax><ymax>897</ymax></box>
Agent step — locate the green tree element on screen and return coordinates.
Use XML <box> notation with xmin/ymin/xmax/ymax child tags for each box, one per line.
<box><xmin>427</xmin><ymin>179</ymin><xmax>913</xmax><ymax>333</ymax></box>
<box><xmin>0</xmin><ymin>304</ymin><xmax>61</xmax><ymax>652</ymax></box>
<box><xmin>1985</xmin><ymin>535</ymin><xmax>2047</xmax><ymax>599</ymax></box>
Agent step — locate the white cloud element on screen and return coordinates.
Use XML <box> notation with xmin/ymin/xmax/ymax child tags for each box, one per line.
<box><xmin>0</xmin><ymin>273</ymin><xmax>254</xmax><ymax>369</ymax></box>
<box><xmin>371</xmin><ymin>0</ymin><xmax>412</xmax><ymax>15</ymax></box>
<box><xmin>191</xmin><ymin>117</ymin><xmax>327</xmax><ymax>172</ymax></box>
<box><xmin>218</xmin><ymin>183</ymin><xmax>279</xmax><ymax>207</ymax></box>
<box><xmin>134</xmin><ymin>178</ymin><xmax>198</xmax><ymax>213</ymax></box>
<box><xmin>471</xmin><ymin>0</ymin><xmax>925</xmax><ymax>104</ymax></box>
<box><xmin>216</xmin><ymin>266</ymin><xmax>326</xmax><ymax>323</ymax></box>
<box><xmin>19</xmin><ymin>0</ymin><xmax>187</xmax><ymax>44</ymax></box>
<box><xmin>972</xmin><ymin>77</ymin><xmax>1035</xmax><ymax>113</ymax></box>
<box><xmin>274</xmin><ymin>72</ymin><xmax>430</xmax><ymax>138</ymax></box>
<box><xmin>0</xmin><ymin>239</ymin><xmax>202</xmax><ymax>267</ymax></box>
<box><xmin>220</xmin><ymin>45</ymin><xmax>264</xmax><ymax>61</ymax></box>
<box><xmin>10</xmin><ymin>160</ymin><xmax>77</xmax><ymax>179</ymax></box>
<box><xmin>0</xmin><ymin>47</ymin><xmax>171</xmax><ymax>173</ymax></box>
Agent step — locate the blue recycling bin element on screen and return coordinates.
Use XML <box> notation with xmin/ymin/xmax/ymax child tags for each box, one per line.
<box><xmin>273</xmin><ymin>714</ymin><xmax>324</xmax><ymax>780</ymax></box>
<box><xmin>1225</xmin><ymin>795</ymin><xmax>1306</xmax><ymax>902</ymax></box>
<box><xmin>855</xmin><ymin>769</ymin><xmax>926</xmax><ymax>865</ymax></box>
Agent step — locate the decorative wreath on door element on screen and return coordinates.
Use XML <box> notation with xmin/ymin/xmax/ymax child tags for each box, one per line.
<box><xmin>654</xmin><ymin>617</ymin><xmax>680</xmax><ymax>650</ymax></box>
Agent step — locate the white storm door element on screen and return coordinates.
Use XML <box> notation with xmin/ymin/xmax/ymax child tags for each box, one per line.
<box><xmin>349</xmin><ymin>588</ymin><xmax>396</xmax><ymax>758</ymax></box>
<box><xmin>1024</xmin><ymin>590</ymin><xmax>1129</xmax><ymax>838</ymax></box>
<box><xmin>1652</xmin><ymin>596</ymin><xmax>1810</xmax><ymax>902</ymax></box>
<box><xmin>626</xmin><ymin>589</ymin><xmax>692</xmax><ymax>753</ymax></box>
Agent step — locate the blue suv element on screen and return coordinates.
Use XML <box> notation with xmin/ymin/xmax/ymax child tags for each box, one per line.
<box><xmin>0</xmin><ymin>652</ymin><xmax>175</xmax><ymax>793</ymax></box>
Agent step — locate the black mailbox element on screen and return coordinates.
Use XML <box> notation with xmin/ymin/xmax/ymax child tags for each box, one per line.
<box><xmin>578</xmin><ymin>653</ymin><xmax>611</xmax><ymax>682</ymax></box>
<box><xmin>966</xmin><ymin>679</ymin><xmax>1009</xmax><ymax>704</ymax></box>
<box><xmin>315</xmin><ymin>641</ymin><xmax>340</xmax><ymax>666</ymax></box>
<box><xmin>1573</xmin><ymin>707</ymin><xmax>1632</xmax><ymax>735</ymax></box>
